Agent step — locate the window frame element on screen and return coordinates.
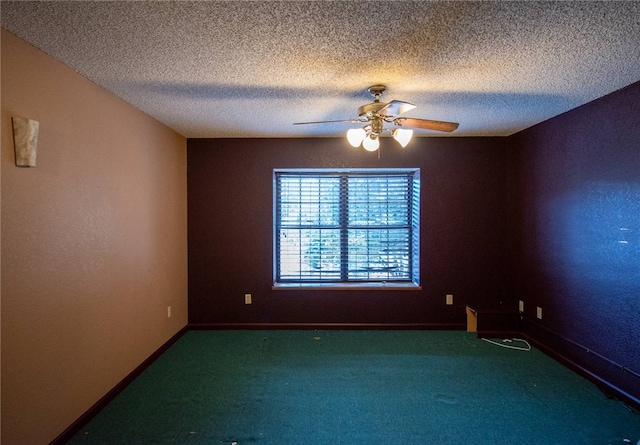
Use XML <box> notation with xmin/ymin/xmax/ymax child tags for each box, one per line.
<box><xmin>273</xmin><ymin>168</ymin><xmax>421</xmax><ymax>290</ymax></box>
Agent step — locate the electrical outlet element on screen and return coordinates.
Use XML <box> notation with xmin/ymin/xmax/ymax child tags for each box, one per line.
<box><xmin>518</xmin><ymin>300</ymin><xmax>524</xmax><ymax>312</ymax></box>
<box><xmin>536</xmin><ymin>306</ymin><xmax>543</xmax><ymax>319</ymax></box>
<box><xmin>245</xmin><ymin>294</ymin><xmax>252</xmax><ymax>305</ymax></box>
<box><xmin>167</xmin><ymin>306</ymin><xmax>172</xmax><ymax>318</ymax></box>
<box><xmin>446</xmin><ymin>294</ymin><xmax>453</xmax><ymax>305</ymax></box>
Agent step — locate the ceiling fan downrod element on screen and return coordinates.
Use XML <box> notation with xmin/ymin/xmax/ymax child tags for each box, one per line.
<box><xmin>358</xmin><ymin>85</ymin><xmax>389</xmax><ymax>117</ymax></box>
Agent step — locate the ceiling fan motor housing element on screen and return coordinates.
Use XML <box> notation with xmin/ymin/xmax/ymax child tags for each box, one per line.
<box><xmin>358</xmin><ymin>101</ymin><xmax>389</xmax><ymax>117</ymax></box>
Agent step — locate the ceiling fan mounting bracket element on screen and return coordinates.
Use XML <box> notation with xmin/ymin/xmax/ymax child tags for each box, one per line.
<box><xmin>367</xmin><ymin>84</ymin><xmax>386</xmax><ymax>99</ymax></box>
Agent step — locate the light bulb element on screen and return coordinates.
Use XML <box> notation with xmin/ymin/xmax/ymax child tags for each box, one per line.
<box><xmin>362</xmin><ymin>134</ymin><xmax>380</xmax><ymax>152</ymax></box>
<box><xmin>392</xmin><ymin>128</ymin><xmax>413</xmax><ymax>148</ymax></box>
<box><xmin>346</xmin><ymin>128</ymin><xmax>366</xmax><ymax>147</ymax></box>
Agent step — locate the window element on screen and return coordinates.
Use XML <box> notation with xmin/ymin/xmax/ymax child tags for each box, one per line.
<box><xmin>274</xmin><ymin>169</ymin><xmax>420</xmax><ymax>288</ymax></box>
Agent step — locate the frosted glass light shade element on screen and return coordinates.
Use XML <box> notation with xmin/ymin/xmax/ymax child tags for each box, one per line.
<box><xmin>346</xmin><ymin>128</ymin><xmax>367</xmax><ymax>147</ymax></box>
<box><xmin>362</xmin><ymin>135</ymin><xmax>380</xmax><ymax>151</ymax></box>
<box><xmin>393</xmin><ymin>128</ymin><xmax>413</xmax><ymax>148</ymax></box>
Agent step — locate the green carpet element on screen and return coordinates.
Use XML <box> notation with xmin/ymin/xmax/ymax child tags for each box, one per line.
<box><xmin>67</xmin><ymin>330</ymin><xmax>640</xmax><ymax>444</ymax></box>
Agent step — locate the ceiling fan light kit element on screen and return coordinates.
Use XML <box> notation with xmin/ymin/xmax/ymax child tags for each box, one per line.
<box><xmin>294</xmin><ymin>85</ymin><xmax>459</xmax><ymax>152</ymax></box>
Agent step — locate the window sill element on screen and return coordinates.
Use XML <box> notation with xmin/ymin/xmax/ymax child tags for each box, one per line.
<box><xmin>272</xmin><ymin>283</ymin><xmax>422</xmax><ymax>291</ymax></box>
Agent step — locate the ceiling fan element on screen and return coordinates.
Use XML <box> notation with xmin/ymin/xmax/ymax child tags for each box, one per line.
<box><xmin>294</xmin><ymin>85</ymin><xmax>459</xmax><ymax>151</ymax></box>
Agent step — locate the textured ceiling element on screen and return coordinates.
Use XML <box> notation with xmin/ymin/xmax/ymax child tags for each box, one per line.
<box><xmin>2</xmin><ymin>1</ymin><xmax>640</xmax><ymax>138</ymax></box>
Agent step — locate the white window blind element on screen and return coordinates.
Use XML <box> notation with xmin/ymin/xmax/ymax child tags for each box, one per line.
<box><xmin>274</xmin><ymin>169</ymin><xmax>420</xmax><ymax>285</ymax></box>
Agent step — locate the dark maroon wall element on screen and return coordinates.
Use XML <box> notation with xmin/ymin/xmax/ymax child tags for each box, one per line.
<box><xmin>188</xmin><ymin>137</ymin><xmax>508</xmax><ymax>326</ymax></box>
<box><xmin>507</xmin><ymin>81</ymin><xmax>640</xmax><ymax>402</ymax></box>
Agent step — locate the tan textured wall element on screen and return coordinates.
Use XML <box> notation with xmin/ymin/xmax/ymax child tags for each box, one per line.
<box><xmin>1</xmin><ymin>30</ymin><xmax>188</xmax><ymax>444</ymax></box>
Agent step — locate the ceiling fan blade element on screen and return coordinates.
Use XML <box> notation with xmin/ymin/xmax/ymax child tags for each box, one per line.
<box><xmin>377</xmin><ymin>100</ymin><xmax>416</xmax><ymax>117</ymax></box>
<box><xmin>395</xmin><ymin>117</ymin><xmax>459</xmax><ymax>132</ymax></box>
<box><xmin>293</xmin><ymin>119</ymin><xmax>363</xmax><ymax>125</ymax></box>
